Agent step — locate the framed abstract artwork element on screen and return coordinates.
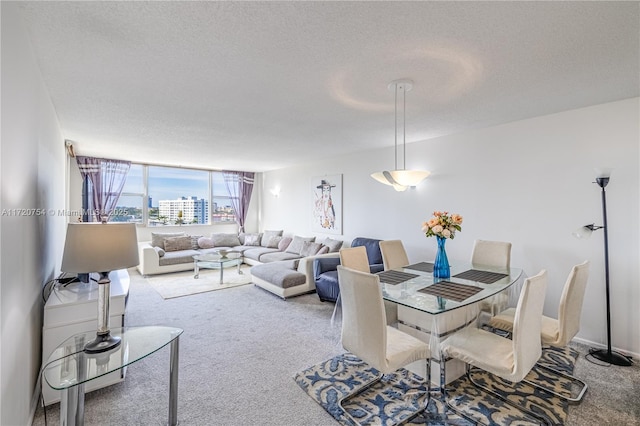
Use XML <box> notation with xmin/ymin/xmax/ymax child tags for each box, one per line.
<box><xmin>311</xmin><ymin>174</ymin><xmax>342</xmax><ymax>235</ymax></box>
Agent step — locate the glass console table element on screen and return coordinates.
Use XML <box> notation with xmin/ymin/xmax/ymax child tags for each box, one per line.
<box><xmin>43</xmin><ymin>326</ymin><xmax>183</xmax><ymax>426</ymax></box>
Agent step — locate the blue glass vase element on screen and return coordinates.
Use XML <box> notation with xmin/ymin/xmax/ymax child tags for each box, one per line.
<box><xmin>433</xmin><ymin>236</ymin><xmax>450</xmax><ymax>279</ymax></box>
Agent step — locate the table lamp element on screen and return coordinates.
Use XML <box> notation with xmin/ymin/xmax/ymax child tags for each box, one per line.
<box><xmin>61</xmin><ymin>222</ymin><xmax>139</xmax><ymax>353</ymax></box>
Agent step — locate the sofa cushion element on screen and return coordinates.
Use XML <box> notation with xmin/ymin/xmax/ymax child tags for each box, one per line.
<box><xmin>211</xmin><ymin>233</ymin><xmax>241</xmax><ymax>247</ymax></box>
<box><xmin>286</xmin><ymin>236</ymin><xmax>316</xmax><ymax>254</ymax></box>
<box><xmin>244</xmin><ymin>247</ymin><xmax>280</xmax><ymax>262</ymax></box>
<box><xmin>158</xmin><ymin>249</ymin><xmax>200</xmax><ymax>266</ymax></box>
<box><xmin>321</xmin><ymin>237</ymin><xmax>343</xmax><ymax>253</ymax></box>
<box><xmin>317</xmin><ymin>246</ymin><xmax>330</xmax><ymax>255</ymax></box>
<box><xmin>151</xmin><ymin>232</ymin><xmax>186</xmax><ymax>249</ymax></box>
<box><xmin>198</xmin><ymin>237</ymin><xmax>215</xmax><ymax>249</ymax></box>
<box><xmin>164</xmin><ymin>236</ymin><xmax>193</xmax><ymax>252</ymax></box>
<box><xmin>153</xmin><ymin>246</ymin><xmax>166</xmax><ymax>257</ymax></box>
<box><xmin>278</xmin><ymin>237</ymin><xmax>292</xmax><ymax>251</ymax></box>
<box><xmin>250</xmin><ymin>262</ymin><xmax>306</xmax><ymax>289</ymax></box>
<box><xmin>261</xmin><ymin>230</ymin><xmax>284</xmax><ymax>247</ymax></box>
<box><xmin>244</xmin><ymin>234</ymin><xmax>262</xmax><ymax>246</ymax></box>
<box><xmin>300</xmin><ymin>241</ymin><xmax>323</xmax><ymax>257</ymax></box>
<box><xmin>265</xmin><ymin>236</ymin><xmax>282</xmax><ymax>248</ymax></box>
<box><xmin>258</xmin><ymin>251</ymin><xmax>303</xmax><ymax>263</ymax></box>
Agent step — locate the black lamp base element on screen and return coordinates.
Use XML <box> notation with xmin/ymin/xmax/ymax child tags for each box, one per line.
<box><xmin>84</xmin><ymin>332</ymin><xmax>121</xmax><ymax>354</ymax></box>
<box><xmin>590</xmin><ymin>348</ymin><xmax>633</xmax><ymax>366</ymax></box>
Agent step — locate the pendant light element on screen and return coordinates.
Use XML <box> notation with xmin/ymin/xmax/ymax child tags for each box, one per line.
<box><xmin>371</xmin><ymin>79</ymin><xmax>431</xmax><ymax>191</ymax></box>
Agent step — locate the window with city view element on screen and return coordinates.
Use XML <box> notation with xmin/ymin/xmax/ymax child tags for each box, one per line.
<box><xmin>112</xmin><ymin>164</ymin><xmax>239</xmax><ymax>226</ymax></box>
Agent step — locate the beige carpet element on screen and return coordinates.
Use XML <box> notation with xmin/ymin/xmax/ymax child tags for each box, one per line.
<box><xmin>145</xmin><ymin>265</ymin><xmax>253</xmax><ymax>299</ymax></box>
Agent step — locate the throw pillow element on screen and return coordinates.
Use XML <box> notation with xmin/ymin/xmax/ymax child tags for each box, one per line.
<box><xmin>286</xmin><ymin>236</ymin><xmax>316</xmax><ymax>254</ymax></box>
<box><xmin>152</xmin><ymin>246</ymin><xmax>165</xmax><ymax>257</ymax></box>
<box><xmin>244</xmin><ymin>234</ymin><xmax>261</xmax><ymax>246</ymax></box>
<box><xmin>190</xmin><ymin>235</ymin><xmax>203</xmax><ymax>250</ymax></box>
<box><xmin>197</xmin><ymin>237</ymin><xmax>215</xmax><ymax>249</ymax></box>
<box><xmin>164</xmin><ymin>236</ymin><xmax>193</xmax><ymax>252</ymax></box>
<box><xmin>260</xmin><ymin>230</ymin><xmax>283</xmax><ymax>247</ymax></box>
<box><xmin>300</xmin><ymin>241</ymin><xmax>323</xmax><ymax>257</ymax></box>
<box><xmin>151</xmin><ymin>232</ymin><xmax>186</xmax><ymax>249</ymax></box>
<box><xmin>210</xmin><ymin>233</ymin><xmax>241</xmax><ymax>247</ymax></box>
<box><xmin>322</xmin><ymin>237</ymin><xmax>343</xmax><ymax>253</ymax></box>
<box><xmin>317</xmin><ymin>245</ymin><xmax>330</xmax><ymax>255</ymax></box>
<box><xmin>265</xmin><ymin>235</ymin><xmax>282</xmax><ymax>248</ymax></box>
<box><xmin>278</xmin><ymin>237</ymin><xmax>293</xmax><ymax>251</ymax></box>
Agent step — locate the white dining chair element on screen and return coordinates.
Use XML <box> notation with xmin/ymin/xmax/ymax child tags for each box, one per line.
<box><xmin>380</xmin><ymin>240</ymin><xmax>410</xmax><ymax>270</ymax></box>
<box><xmin>441</xmin><ymin>270</ymin><xmax>548</xmax><ymax>425</ymax></box>
<box><xmin>471</xmin><ymin>239</ymin><xmax>512</xmax><ymax>318</ymax></box>
<box><xmin>337</xmin><ymin>265</ymin><xmax>431</xmax><ymax>425</ymax></box>
<box><xmin>339</xmin><ymin>246</ymin><xmax>370</xmax><ymax>273</ymax></box>
<box><xmin>489</xmin><ymin>260</ymin><xmax>590</xmax><ymax>402</ymax></box>
<box><xmin>378</xmin><ymin>240</ymin><xmax>409</xmax><ymax>325</ymax></box>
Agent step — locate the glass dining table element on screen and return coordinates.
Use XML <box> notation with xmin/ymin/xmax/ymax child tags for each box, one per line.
<box><xmin>377</xmin><ymin>262</ymin><xmax>524</xmax><ymax>385</ymax></box>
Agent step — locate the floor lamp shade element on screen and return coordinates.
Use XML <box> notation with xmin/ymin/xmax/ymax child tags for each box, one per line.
<box><xmin>61</xmin><ymin>222</ymin><xmax>139</xmax><ymax>353</ymax></box>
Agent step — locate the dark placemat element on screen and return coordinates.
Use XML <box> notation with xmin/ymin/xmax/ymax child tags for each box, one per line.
<box><xmin>418</xmin><ymin>281</ymin><xmax>483</xmax><ymax>302</ymax></box>
<box><xmin>376</xmin><ymin>270</ymin><xmax>419</xmax><ymax>285</ymax></box>
<box><xmin>453</xmin><ymin>269</ymin><xmax>509</xmax><ymax>284</ymax></box>
<box><xmin>404</xmin><ymin>262</ymin><xmax>434</xmax><ymax>273</ymax></box>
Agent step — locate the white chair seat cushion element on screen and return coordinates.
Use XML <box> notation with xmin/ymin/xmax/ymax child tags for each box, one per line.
<box><xmin>384</xmin><ymin>326</ymin><xmax>430</xmax><ymax>373</ymax></box>
<box><xmin>441</xmin><ymin>327</ymin><xmax>515</xmax><ymax>380</ymax></box>
<box><xmin>490</xmin><ymin>308</ymin><xmax>560</xmax><ymax>346</ymax></box>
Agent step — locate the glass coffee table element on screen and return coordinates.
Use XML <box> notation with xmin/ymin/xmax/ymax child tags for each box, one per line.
<box><xmin>193</xmin><ymin>251</ymin><xmax>243</xmax><ymax>283</ymax></box>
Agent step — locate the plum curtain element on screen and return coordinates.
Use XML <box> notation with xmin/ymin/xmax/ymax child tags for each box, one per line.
<box><xmin>76</xmin><ymin>156</ymin><xmax>131</xmax><ymax>222</ymax></box>
<box><xmin>222</xmin><ymin>171</ymin><xmax>255</xmax><ymax>232</ymax></box>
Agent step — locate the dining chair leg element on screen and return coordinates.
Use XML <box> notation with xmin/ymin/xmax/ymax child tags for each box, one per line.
<box><xmin>331</xmin><ymin>293</ymin><xmax>341</xmax><ymax>325</ymax></box>
<box><xmin>465</xmin><ymin>365</ymin><xmax>552</xmax><ymax>426</ymax></box>
<box><xmin>439</xmin><ymin>358</ymin><xmax>484</xmax><ymax>425</ymax></box>
<box><xmin>523</xmin><ymin>363</ymin><xmax>588</xmax><ymax>403</ymax></box>
<box><xmin>338</xmin><ymin>373</ymin><xmax>383</xmax><ymax>426</ymax></box>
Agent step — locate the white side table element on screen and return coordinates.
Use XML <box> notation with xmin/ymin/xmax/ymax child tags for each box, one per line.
<box><xmin>42</xmin><ymin>269</ymin><xmax>129</xmax><ymax>405</ymax></box>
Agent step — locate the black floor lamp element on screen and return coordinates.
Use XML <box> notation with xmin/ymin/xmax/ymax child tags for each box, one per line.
<box><xmin>574</xmin><ymin>169</ymin><xmax>632</xmax><ymax>366</ymax></box>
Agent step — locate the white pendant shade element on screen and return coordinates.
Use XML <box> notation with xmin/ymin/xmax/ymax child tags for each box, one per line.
<box><xmin>372</xmin><ymin>79</ymin><xmax>430</xmax><ymax>191</ymax></box>
<box><xmin>371</xmin><ymin>169</ymin><xmax>431</xmax><ymax>191</ymax></box>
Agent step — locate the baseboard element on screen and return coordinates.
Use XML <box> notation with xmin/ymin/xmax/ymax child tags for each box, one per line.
<box><xmin>571</xmin><ymin>336</ymin><xmax>639</xmax><ymax>361</ymax></box>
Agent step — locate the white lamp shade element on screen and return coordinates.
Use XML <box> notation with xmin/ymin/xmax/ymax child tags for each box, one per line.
<box><xmin>389</xmin><ymin>170</ymin><xmax>431</xmax><ymax>187</ymax></box>
<box><xmin>371</xmin><ymin>169</ymin><xmax>430</xmax><ymax>191</ymax></box>
<box><xmin>572</xmin><ymin>226</ymin><xmax>593</xmax><ymax>239</ymax></box>
<box><xmin>595</xmin><ymin>167</ymin><xmax>612</xmax><ymax>178</ymax></box>
<box><xmin>61</xmin><ymin>223</ymin><xmax>139</xmax><ymax>273</ymax></box>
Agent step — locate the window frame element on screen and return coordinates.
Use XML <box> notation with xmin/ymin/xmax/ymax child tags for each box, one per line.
<box><xmin>117</xmin><ymin>163</ymin><xmax>239</xmax><ymax>227</ymax></box>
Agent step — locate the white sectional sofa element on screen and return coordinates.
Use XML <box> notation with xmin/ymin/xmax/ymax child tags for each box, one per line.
<box><xmin>136</xmin><ymin>230</ymin><xmax>343</xmax><ymax>298</ymax></box>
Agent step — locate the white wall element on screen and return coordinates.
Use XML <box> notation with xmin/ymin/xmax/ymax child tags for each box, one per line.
<box><xmin>261</xmin><ymin>98</ymin><xmax>640</xmax><ymax>356</ymax></box>
<box><xmin>1</xmin><ymin>4</ymin><xmax>67</xmax><ymax>425</ymax></box>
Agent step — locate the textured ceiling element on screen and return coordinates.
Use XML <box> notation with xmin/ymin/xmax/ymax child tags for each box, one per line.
<box><xmin>13</xmin><ymin>1</ymin><xmax>640</xmax><ymax>172</ymax></box>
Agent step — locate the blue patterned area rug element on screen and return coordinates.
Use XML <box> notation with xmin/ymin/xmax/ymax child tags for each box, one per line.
<box><xmin>294</xmin><ymin>346</ymin><xmax>579</xmax><ymax>425</ymax></box>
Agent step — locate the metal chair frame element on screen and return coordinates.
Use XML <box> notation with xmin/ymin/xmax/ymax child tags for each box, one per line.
<box><xmin>338</xmin><ymin>359</ymin><xmax>431</xmax><ymax>426</ymax></box>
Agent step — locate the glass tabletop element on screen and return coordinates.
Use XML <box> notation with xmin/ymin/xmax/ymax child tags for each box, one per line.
<box><xmin>43</xmin><ymin>326</ymin><xmax>183</xmax><ymax>390</ymax></box>
<box><xmin>380</xmin><ymin>263</ymin><xmax>522</xmax><ymax>315</ymax></box>
<box><xmin>193</xmin><ymin>252</ymin><xmax>241</xmax><ymax>262</ymax></box>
